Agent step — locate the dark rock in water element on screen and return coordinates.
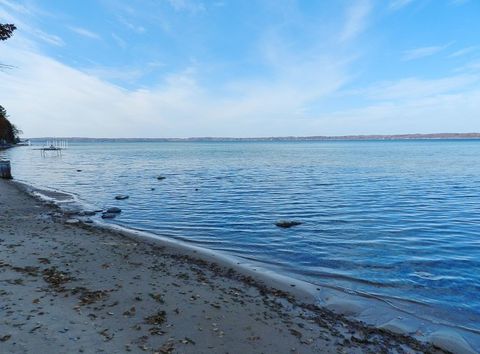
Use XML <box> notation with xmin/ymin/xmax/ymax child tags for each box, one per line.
<box><xmin>275</xmin><ymin>220</ymin><xmax>302</xmax><ymax>228</ymax></box>
<box><xmin>76</xmin><ymin>170</ymin><xmax>82</xmax><ymax>172</ymax></box>
<box><xmin>94</xmin><ymin>209</ymin><xmax>103</xmax><ymax>213</ymax></box>
<box><xmin>83</xmin><ymin>211</ymin><xmax>96</xmax><ymax>216</ymax></box>
<box><xmin>83</xmin><ymin>219</ymin><xmax>94</xmax><ymax>223</ymax></box>
<box><xmin>115</xmin><ymin>195</ymin><xmax>129</xmax><ymax>200</ymax></box>
<box><xmin>157</xmin><ymin>176</ymin><xmax>166</xmax><ymax>180</ymax></box>
<box><xmin>106</xmin><ymin>207</ymin><xmax>121</xmax><ymax>213</ymax></box>
<box><xmin>102</xmin><ymin>213</ymin><xmax>117</xmax><ymax>219</ymax></box>
<box><xmin>150</xmin><ymin>188</ymin><xmax>155</xmax><ymax>191</ymax></box>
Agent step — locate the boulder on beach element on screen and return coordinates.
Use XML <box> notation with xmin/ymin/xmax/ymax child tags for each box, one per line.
<box><xmin>101</xmin><ymin>213</ymin><xmax>117</xmax><ymax>219</ymax></box>
<box><xmin>115</xmin><ymin>195</ymin><xmax>129</xmax><ymax>200</ymax></box>
<box><xmin>275</xmin><ymin>220</ymin><xmax>302</xmax><ymax>228</ymax></box>
<box><xmin>106</xmin><ymin>207</ymin><xmax>122</xmax><ymax>213</ymax></box>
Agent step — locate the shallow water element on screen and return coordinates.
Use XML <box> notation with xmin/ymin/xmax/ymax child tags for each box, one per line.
<box><xmin>3</xmin><ymin>140</ymin><xmax>480</xmax><ymax>332</ymax></box>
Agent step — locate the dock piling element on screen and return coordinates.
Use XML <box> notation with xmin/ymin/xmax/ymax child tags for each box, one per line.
<box><xmin>0</xmin><ymin>160</ymin><xmax>12</xmax><ymax>179</ymax></box>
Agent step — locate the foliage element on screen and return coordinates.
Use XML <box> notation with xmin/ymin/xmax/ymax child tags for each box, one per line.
<box><xmin>0</xmin><ymin>105</ymin><xmax>21</xmax><ymax>144</ymax></box>
<box><xmin>0</xmin><ymin>23</ymin><xmax>20</xmax><ymax>144</ymax></box>
<box><xmin>0</xmin><ymin>23</ymin><xmax>16</xmax><ymax>41</ymax></box>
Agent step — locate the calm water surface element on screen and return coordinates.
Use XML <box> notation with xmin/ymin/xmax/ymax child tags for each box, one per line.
<box><xmin>3</xmin><ymin>140</ymin><xmax>480</xmax><ymax>330</ymax></box>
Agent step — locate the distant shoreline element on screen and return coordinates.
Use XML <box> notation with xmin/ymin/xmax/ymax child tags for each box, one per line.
<box><xmin>26</xmin><ymin>132</ymin><xmax>480</xmax><ymax>142</ymax></box>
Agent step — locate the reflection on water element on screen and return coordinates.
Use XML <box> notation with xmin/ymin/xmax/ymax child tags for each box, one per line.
<box><xmin>4</xmin><ymin>140</ymin><xmax>480</xmax><ymax>331</ymax></box>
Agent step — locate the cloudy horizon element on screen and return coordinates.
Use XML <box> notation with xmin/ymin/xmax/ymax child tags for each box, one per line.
<box><xmin>1</xmin><ymin>0</ymin><xmax>480</xmax><ymax>138</ymax></box>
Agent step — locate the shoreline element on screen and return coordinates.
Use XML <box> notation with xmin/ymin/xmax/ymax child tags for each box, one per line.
<box><xmin>0</xmin><ymin>179</ymin><xmax>475</xmax><ymax>353</ymax></box>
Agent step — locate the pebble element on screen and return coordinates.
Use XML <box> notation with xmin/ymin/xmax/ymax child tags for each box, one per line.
<box><xmin>65</xmin><ymin>219</ymin><xmax>80</xmax><ymax>224</ymax></box>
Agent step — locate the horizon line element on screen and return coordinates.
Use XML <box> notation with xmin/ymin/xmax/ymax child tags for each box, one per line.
<box><xmin>26</xmin><ymin>132</ymin><xmax>480</xmax><ymax>140</ymax></box>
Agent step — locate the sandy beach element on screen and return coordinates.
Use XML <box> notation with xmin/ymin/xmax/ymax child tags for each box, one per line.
<box><xmin>0</xmin><ymin>179</ymin><xmax>453</xmax><ymax>353</ymax></box>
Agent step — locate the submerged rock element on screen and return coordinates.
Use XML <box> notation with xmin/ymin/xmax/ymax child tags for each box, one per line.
<box><xmin>275</xmin><ymin>220</ymin><xmax>302</xmax><ymax>228</ymax></box>
<box><xmin>106</xmin><ymin>207</ymin><xmax>122</xmax><ymax>213</ymax></box>
<box><xmin>101</xmin><ymin>213</ymin><xmax>117</xmax><ymax>219</ymax></box>
<box><xmin>115</xmin><ymin>195</ymin><xmax>129</xmax><ymax>200</ymax></box>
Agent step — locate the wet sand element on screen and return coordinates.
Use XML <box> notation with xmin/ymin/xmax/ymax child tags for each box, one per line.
<box><xmin>0</xmin><ymin>179</ymin><xmax>450</xmax><ymax>353</ymax></box>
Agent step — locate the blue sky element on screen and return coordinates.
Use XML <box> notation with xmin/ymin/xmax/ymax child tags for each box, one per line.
<box><xmin>1</xmin><ymin>0</ymin><xmax>480</xmax><ymax>137</ymax></box>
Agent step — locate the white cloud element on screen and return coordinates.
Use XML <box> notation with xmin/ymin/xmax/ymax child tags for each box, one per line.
<box><xmin>402</xmin><ymin>45</ymin><xmax>446</xmax><ymax>60</ymax></box>
<box><xmin>339</xmin><ymin>0</ymin><xmax>372</xmax><ymax>42</ymax></box>
<box><xmin>0</xmin><ymin>41</ymin><xmax>349</xmax><ymax>137</ymax></box>
<box><xmin>69</xmin><ymin>26</ymin><xmax>101</xmax><ymax>40</ymax></box>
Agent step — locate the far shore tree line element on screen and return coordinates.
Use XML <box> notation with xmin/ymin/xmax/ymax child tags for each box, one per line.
<box><xmin>0</xmin><ymin>23</ymin><xmax>21</xmax><ymax>145</ymax></box>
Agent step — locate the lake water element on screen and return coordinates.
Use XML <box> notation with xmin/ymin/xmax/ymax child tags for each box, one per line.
<box><xmin>3</xmin><ymin>140</ymin><xmax>480</xmax><ymax>335</ymax></box>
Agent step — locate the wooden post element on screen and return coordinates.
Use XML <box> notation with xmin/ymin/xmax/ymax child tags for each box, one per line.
<box><xmin>0</xmin><ymin>160</ymin><xmax>12</xmax><ymax>179</ymax></box>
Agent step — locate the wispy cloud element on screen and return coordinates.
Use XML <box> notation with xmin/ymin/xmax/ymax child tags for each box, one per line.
<box><xmin>117</xmin><ymin>15</ymin><xmax>146</xmax><ymax>34</ymax></box>
<box><xmin>402</xmin><ymin>45</ymin><xmax>447</xmax><ymax>60</ymax></box>
<box><xmin>0</xmin><ymin>0</ymin><xmax>64</xmax><ymax>47</ymax></box>
<box><xmin>31</xmin><ymin>28</ymin><xmax>64</xmax><ymax>46</ymax></box>
<box><xmin>359</xmin><ymin>74</ymin><xmax>479</xmax><ymax>101</ymax></box>
<box><xmin>165</xmin><ymin>0</ymin><xmax>206</xmax><ymax>14</ymax></box>
<box><xmin>449</xmin><ymin>46</ymin><xmax>476</xmax><ymax>58</ymax></box>
<box><xmin>389</xmin><ymin>0</ymin><xmax>415</xmax><ymax>10</ymax></box>
<box><xmin>69</xmin><ymin>26</ymin><xmax>100</xmax><ymax>40</ymax></box>
<box><xmin>339</xmin><ymin>0</ymin><xmax>372</xmax><ymax>42</ymax></box>
<box><xmin>111</xmin><ymin>33</ymin><xmax>127</xmax><ymax>49</ymax></box>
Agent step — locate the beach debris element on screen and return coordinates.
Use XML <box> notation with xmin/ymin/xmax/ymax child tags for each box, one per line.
<box><xmin>156</xmin><ymin>341</ymin><xmax>175</xmax><ymax>353</ymax></box>
<box><xmin>42</xmin><ymin>267</ymin><xmax>72</xmax><ymax>290</ymax></box>
<box><xmin>145</xmin><ymin>311</ymin><xmax>167</xmax><ymax>325</ymax></box>
<box><xmin>71</xmin><ymin>287</ymin><xmax>111</xmax><ymax>306</ymax></box>
<box><xmin>65</xmin><ymin>218</ymin><xmax>80</xmax><ymax>224</ymax></box>
<box><xmin>99</xmin><ymin>328</ymin><xmax>114</xmax><ymax>341</ymax></box>
<box><xmin>157</xmin><ymin>176</ymin><xmax>166</xmax><ymax>180</ymax></box>
<box><xmin>180</xmin><ymin>337</ymin><xmax>196</xmax><ymax>345</ymax></box>
<box><xmin>107</xmin><ymin>207</ymin><xmax>122</xmax><ymax>213</ymax></box>
<box><xmin>115</xmin><ymin>195</ymin><xmax>129</xmax><ymax>200</ymax></box>
<box><xmin>102</xmin><ymin>213</ymin><xmax>117</xmax><ymax>219</ymax></box>
<box><xmin>123</xmin><ymin>306</ymin><xmax>136</xmax><ymax>316</ymax></box>
<box><xmin>0</xmin><ymin>335</ymin><xmax>11</xmax><ymax>342</ymax></box>
<box><xmin>275</xmin><ymin>220</ymin><xmax>302</xmax><ymax>228</ymax></box>
<box><xmin>149</xmin><ymin>293</ymin><xmax>165</xmax><ymax>303</ymax></box>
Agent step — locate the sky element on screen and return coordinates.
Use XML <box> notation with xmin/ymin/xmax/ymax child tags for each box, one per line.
<box><xmin>0</xmin><ymin>0</ymin><xmax>480</xmax><ymax>138</ymax></box>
